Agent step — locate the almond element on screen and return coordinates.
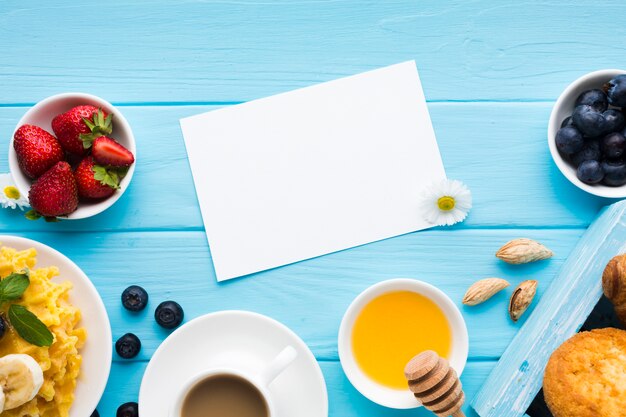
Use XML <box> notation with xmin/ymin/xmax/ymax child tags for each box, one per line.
<box><xmin>509</xmin><ymin>280</ymin><xmax>538</xmax><ymax>322</ymax></box>
<box><xmin>462</xmin><ymin>278</ymin><xmax>510</xmax><ymax>306</ymax></box>
<box><xmin>496</xmin><ymin>238</ymin><xmax>553</xmax><ymax>264</ymax></box>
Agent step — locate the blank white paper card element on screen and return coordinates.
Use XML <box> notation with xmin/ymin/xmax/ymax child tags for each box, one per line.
<box><xmin>181</xmin><ymin>61</ymin><xmax>446</xmax><ymax>281</ymax></box>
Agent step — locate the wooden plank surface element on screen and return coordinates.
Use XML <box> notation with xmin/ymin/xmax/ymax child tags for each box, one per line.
<box><xmin>0</xmin><ymin>0</ymin><xmax>625</xmax><ymax>103</ymax></box>
<box><xmin>2</xmin><ymin>230</ymin><xmax>579</xmax><ymax>361</ymax></box>
<box><xmin>0</xmin><ymin>103</ymin><xmax>609</xmax><ymax>231</ymax></box>
<box><xmin>0</xmin><ymin>0</ymin><xmax>620</xmax><ymax>416</ymax></box>
<box><xmin>473</xmin><ymin>201</ymin><xmax>626</xmax><ymax>417</ymax></box>
<box><xmin>102</xmin><ymin>360</ymin><xmax>495</xmax><ymax>417</ymax></box>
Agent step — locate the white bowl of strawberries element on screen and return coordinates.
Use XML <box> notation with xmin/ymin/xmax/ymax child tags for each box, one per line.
<box><xmin>9</xmin><ymin>93</ymin><xmax>136</xmax><ymax>220</ymax></box>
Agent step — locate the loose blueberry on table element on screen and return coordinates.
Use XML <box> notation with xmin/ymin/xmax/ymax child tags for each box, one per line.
<box><xmin>122</xmin><ymin>285</ymin><xmax>149</xmax><ymax>312</ymax></box>
<box><xmin>115</xmin><ymin>333</ymin><xmax>142</xmax><ymax>359</ymax></box>
<box><xmin>555</xmin><ymin>75</ymin><xmax>626</xmax><ymax>186</ymax></box>
<box><xmin>117</xmin><ymin>402</ymin><xmax>139</xmax><ymax>417</ymax></box>
<box><xmin>155</xmin><ymin>301</ymin><xmax>185</xmax><ymax>329</ymax></box>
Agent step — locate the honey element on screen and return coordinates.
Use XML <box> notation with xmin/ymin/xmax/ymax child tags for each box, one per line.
<box><xmin>351</xmin><ymin>290</ymin><xmax>452</xmax><ymax>389</ymax></box>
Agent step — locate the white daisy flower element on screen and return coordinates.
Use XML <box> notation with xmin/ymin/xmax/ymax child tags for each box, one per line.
<box><xmin>419</xmin><ymin>179</ymin><xmax>472</xmax><ymax>226</ymax></box>
<box><xmin>0</xmin><ymin>174</ymin><xmax>29</xmax><ymax>211</ymax></box>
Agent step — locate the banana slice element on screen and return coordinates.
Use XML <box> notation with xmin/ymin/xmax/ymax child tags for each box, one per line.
<box><xmin>0</xmin><ymin>354</ymin><xmax>43</xmax><ymax>411</ymax></box>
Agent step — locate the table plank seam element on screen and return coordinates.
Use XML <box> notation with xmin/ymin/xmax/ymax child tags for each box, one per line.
<box><xmin>0</xmin><ymin>99</ymin><xmax>557</xmax><ymax>108</ymax></box>
<box><xmin>109</xmin><ymin>355</ymin><xmax>503</xmax><ymax>365</ymax></box>
<box><xmin>1</xmin><ymin>225</ymin><xmax>588</xmax><ymax>234</ymax></box>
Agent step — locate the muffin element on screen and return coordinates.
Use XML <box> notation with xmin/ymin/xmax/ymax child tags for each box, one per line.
<box><xmin>543</xmin><ymin>328</ymin><xmax>626</xmax><ymax>417</ymax></box>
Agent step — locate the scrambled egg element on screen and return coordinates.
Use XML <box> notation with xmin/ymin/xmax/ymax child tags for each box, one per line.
<box><xmin>0</xmin><ymin>246</ymin><xmax>86</xmax><ymax>417</ymax></box>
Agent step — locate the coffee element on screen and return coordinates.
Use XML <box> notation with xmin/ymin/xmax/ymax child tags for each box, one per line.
<box><xmin>181</xmin><ymin>374</ymin><xmax>269</xmax><ymax>417</ymax></box>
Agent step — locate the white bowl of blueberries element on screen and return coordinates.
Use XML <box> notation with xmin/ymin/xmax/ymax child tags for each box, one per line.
<box><xmin>549</xmin><ymin>69</ymin><xmax>626</xmax><ymax>198</ymax></box>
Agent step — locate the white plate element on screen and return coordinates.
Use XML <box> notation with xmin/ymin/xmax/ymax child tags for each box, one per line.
<box><xmin>0</xmin><ymin>235</ymin><xmax>112</xmax><ymax>416</ymax></box>
<box><xmin>139</xmin><ymin>310</ymin><xmax>328</xmax><ymax>417</ymax></box>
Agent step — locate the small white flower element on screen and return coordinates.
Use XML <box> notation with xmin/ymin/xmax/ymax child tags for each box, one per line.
<box><xmin>419</xmin><ymin>179</ymin><xmax>472</xmax><ymax>226</ymax></box>
<box><xmin>0</xmin><ymin>174</ymin><xmax>29</xmax><ymax>211</ymax></box>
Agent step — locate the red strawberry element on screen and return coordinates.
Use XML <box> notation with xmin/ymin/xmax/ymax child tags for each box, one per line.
<box><xmin>92</xmin><ymin>137</ymin><xmax>135</xmax><ymax>167</ymax></box>
<box><xmin>52</xmin><ymin>106</ymin><xmax>112</xmax><ymax>155</ymax></box>
<box><xmin>28</xmin><ymin>161</ymin><xmax>79</xmax><ymax>218</ymax></box>
<box><xmin>13</xmin><ymin>125</ymin><xmax>65</xmax><ymax>179</ymax></box>
<box><xmin>75</xmin><ymin>156</ymin><xmax>120</xmax><ymax>199</ymax></box>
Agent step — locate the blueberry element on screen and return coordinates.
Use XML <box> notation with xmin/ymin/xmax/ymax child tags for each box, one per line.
<box><xmin>117</xmin><ymin>402</ymin><xmax>138</xmax><ymax>417</ymax></box>
<box><xmin>155</xmin><ymin>301</ymin><xmax>184</xmax><ymax>329</ymax></box>
<box><xmin>121</xmin><ymin>285</ymin><xmax>149</xmax><ymax>312</ymax></box>
<box><xmin>0</xmin><ymin>316</ymin><xmax>7</xmax><ymax>341</ymax></box>
<box><xmin>91</xmin><ymin>411</ymin><xmax>100</xmax><ymax>417</ymax></box>
<box><xmin>602</xmin><ymin>160</ymin><xmax>626</xmax><ymax>186</ymax></box>
<box><xmin>603</xmin><ymin>109</ymin><xmax>625</xmax><ymax>133</ymax></box>
<box><xmin>575</xmin><ymin>89</ymin><xmax>608</xmax><ymax>112</ymax></box>
<box><xmin>576</xmin><ymin>160</ymin><xmax>604</xmax><ymax>184</ymax></box>
<box><xmin>601</xmin><ymin>132</ymin><xmax>626</xmax><ymax>159</ymax></box>
<box><xmin>571</xmin><ymin>140</ymin><xmax>601</xmax><ymax>166</ymax></box>
<box><xmin>115</xmin><ymin>333</ymin><xmax>141</xmax><ymax>359</ymax></box>
<box><xmin>573</xmin><ymin>105</ymin><xmax>607</xmax><ymax>137</ymax></box>
<box><xmin>606</xmin><ymin>74</ymin><xmax>626</xmax><ymax>107</ymax></box>
<box><xmin>555</xmin><ymin>126</ymin><xmax>584</xmax><ymax>155</ymax></box>
<box><xmin>561</xmin><ymin>116</ymin><xmax>574</xmax><ymax>128</ymax></box>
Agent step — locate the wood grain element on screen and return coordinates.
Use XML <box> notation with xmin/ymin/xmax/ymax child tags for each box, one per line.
<box><xmin>472</xmin><ymin>201</ymin><xmax>626</xmax><ymax>417</ymax></box>
<box><xmin>100</xmin><ymin>360</ymin><xmax>493</xmax><ymax>417</ymax></box>
<box><xmin>0</xmin><ymin>229</ymin><xmax>579</xmax><ymax>361</ymax></box>
<box><xmin>0</xmin><ymin>1</ymin><xmax>616</xmax><ymax>415</ymax></box>
<box><xmin>0</xmin><ymin>0</ymin><xmax>625</xmax><ymax>103</ymax></box>
<box><xmin>406</xmin><ymin>351</ymin><xmax>466</xmax><ymax>417</ymax></box>
<box><xmin>0</xmin><ymin>104</ymin><xmax>609</xmax><ymax>231</ymax></box>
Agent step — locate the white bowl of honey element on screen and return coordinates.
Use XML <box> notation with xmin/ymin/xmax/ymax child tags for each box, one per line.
<box><xmin>338</xmin><ymin>278</ymin><xmax>468</xmax><ymax>409</ymax></box>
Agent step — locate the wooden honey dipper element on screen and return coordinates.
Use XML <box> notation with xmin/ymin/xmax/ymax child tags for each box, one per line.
<box><xmin>404</xmin><ymin>351</ymin><xmax>466</xmax><ymax>417</ymax></box>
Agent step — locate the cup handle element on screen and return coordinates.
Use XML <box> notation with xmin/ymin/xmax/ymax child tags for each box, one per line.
<box><xmin>259</xmin><ymin>346</ymin><xmax>297</xmax><ymax>386</ymax></box>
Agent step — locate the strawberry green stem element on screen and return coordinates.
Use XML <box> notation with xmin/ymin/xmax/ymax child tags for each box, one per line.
<box><xmin>80</xmin><ymin>109</ymin><xmax>113</xmax><ymax>149</ymax></box>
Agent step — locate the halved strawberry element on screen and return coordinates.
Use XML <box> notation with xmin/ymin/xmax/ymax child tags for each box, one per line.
<box><xmin>52</xmin><ymin>106</ymin><xmax>112</xmax><ymax>155</ymax></box>
<box><xmin>13</xmin><ymin>125</ymin><xmax>65</xmax><ymax>179</ymax></box>
<box><xmin>75</xmin><ymin>156</ymin><xmax>123</xmax><ymax>200</ymax></box>
<box><xmin>28</xmin><ymin>161</ymin><xmax>78</xmax><ymax>218</ymax></box>
<box><xmin>92</xmin><ymin>137</ymin><xmax>135</xmax><ymax>167</ymax></box>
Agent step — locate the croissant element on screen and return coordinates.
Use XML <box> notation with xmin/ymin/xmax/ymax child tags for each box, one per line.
<box><xmin>602</xmin><ymin>254</ymin><xmax>626</xmax><ymax>326</ymax></box>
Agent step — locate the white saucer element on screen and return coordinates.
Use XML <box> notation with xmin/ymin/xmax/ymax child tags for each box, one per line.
<box><xmin>0</xmin><ymin>236</ymin><xmax>112</xmax><ymax>417</ymax></box>
<box><xmin>139</xmin><ymin>310</ymin><xmax>328</xmax><ymax>417</ymax></box>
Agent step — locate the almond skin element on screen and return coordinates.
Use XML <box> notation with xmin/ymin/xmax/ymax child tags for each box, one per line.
<box><xmin>463</xmin><ymin>278</ymin><xmax>510</xmax><ymax>306</ymax></box>
<box><xmin>496</xmin><ymin>238</ymin><xmax>553</xmax><ymax>264</ymax></box>
<box><xmin>509</xmin><ymin>280</ymin><xmax>538</xmax><ymax>322</ymax></box>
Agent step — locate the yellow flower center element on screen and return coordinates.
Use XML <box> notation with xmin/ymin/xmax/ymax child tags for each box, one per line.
<box><xmin>437</xmin><ymin>196</ymin><xmax>455</xmax><ymax>211</ymax></box>
<box><xmin>3</xmin><ymin>186</ymin><xmax>20</xmax><ymax>200</ymax></box>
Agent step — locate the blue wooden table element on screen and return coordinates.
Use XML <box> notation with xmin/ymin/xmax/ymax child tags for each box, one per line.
<box><xmin>0</xmin><ymin>1</ymin><xmax>621</xmax><ymax>415</ymax></box>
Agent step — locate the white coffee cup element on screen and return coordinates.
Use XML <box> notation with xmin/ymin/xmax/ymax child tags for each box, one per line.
<box><xmin>170</xmin><ymin>346</ymin><xmax>297</xmax><ymax>417</ymax></box>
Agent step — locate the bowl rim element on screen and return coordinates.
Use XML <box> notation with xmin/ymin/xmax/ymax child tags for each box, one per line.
<box><xmin>8</xmin><ymin>92</ymin><xmax>136</xmax><ymax>220</ymax></box>
<box><xmin>337</xmin><ymin>278</ymin><xmax>469</xmax><ymax>409</ymax></box>
<box><xmin>548</xmin><ymin>69</ymin><xmax>626</xmax><ymax>198</ymax></box>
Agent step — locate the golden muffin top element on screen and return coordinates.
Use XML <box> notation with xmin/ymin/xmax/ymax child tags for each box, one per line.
<box><xmin>544</xmin><ymin>327</ymin><xmax>626</xmax><ymax>417</ymax></box>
